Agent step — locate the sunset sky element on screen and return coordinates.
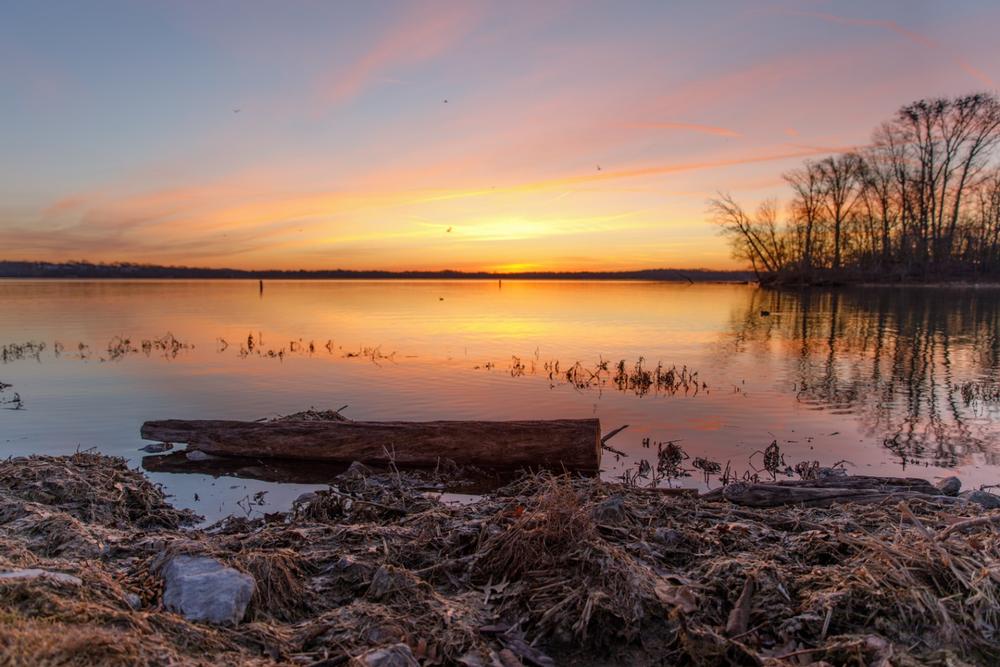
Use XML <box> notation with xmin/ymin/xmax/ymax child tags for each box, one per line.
<box><xmin>2</xmin><ymin>1</ymin><xmax>999</xmax><ymax>272</ymax></box>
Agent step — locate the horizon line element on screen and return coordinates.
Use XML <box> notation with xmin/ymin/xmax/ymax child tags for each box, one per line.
<box><xmin>0</xmin><ymin>259</ymin><xmax>752</xmax><ymax>280</ymax></box>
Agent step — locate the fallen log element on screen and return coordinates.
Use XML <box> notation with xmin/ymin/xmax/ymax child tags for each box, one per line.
<box><xmin>140</xmin><ymin>418</ymin><xmax>602</xmax><ymax>472</ymax></box>
<box><xmin>700</xmin><ymin>475</ymin><xmax>939</xmax><ymax>502</ymax></box>
<box><xmin>720</xmin><ymin>482</ymin><xmax>960</xmax><ymax>509</ymax></box>
<box><xmin>765</xmin><ymin>475</ymin><xmax>938</xmax><ymax>492</ymax></box>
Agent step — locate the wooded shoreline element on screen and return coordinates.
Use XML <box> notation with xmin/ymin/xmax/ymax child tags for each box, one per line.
<box><xmin>0</xmin><ymin>260</ymin><xmax>752</xmax><ymax>282</ymax></box>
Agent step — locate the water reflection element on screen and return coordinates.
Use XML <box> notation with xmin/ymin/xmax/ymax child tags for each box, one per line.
<box><xmin>727</xmin><ymin>288</ymin><xmax>1000</xmax><ymax>467</ymax></box>
<box><xmin>2</xmin><ymin>279</ymin><xmax>1000</xmax><ymax>520</ymax></box>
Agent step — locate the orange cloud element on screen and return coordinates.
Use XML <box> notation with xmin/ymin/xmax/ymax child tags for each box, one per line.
<box><xmin>9</xmin><ymin>142</ymin><xmax>851</xmax><ymax>271</ymax></box>
<box><xmin>417</xmin><ymin>144</ymin><xmax>859</xmax><ymax>202</ymax></box>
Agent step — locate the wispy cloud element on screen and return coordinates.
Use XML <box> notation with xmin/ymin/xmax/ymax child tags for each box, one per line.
<box><xmin>319</xmin><ymin>2</ymin><xmax>484</xmax><ymax>107</ymax></box>
<box><xmin>626</xmin><ymin>122</ymin><xmax>741</xmax><ymax>138</ymax></box>
<box><xmin>6</xmin><ymin>143</ymin><xmax>851</xmax><ymax>268</ymax></box>
<box><xmin>785</xmin><ymin>9</ymin><xmax>996</xmax><ymax>88</ymax></box>
<box><xmin>417</xmin><ymin>144</ymin><xmax>859</xmax><ymax>202</ymax></box>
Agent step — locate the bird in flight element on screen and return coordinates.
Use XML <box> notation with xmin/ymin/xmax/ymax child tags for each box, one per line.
<box><xmin>596</xmin><ymin>164</ymin><xmax>602</xmax><ymax>171</ymax></box>
<box><xmin>443</xmin><ymin>99</ymin><xmax>448</xmax><ymax>103</ymax></box>
<box><xmin>446</xmin><ymin>226</ymin><xmax>453</xmax><ymax>233</ymax></box>
<box><xmin>233</xmin><ymin>108</ymin><xmax>241</xmax><ymax>113</ymax></box>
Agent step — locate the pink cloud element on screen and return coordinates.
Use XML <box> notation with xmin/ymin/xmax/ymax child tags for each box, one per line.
<box><xmin>786</xmin><ymin>10</ymin><xmax>996</xmax><ymax>89</ymax></box>
<box><xmin>626</xmin><ymin>122</ymin><xmax>741</xmax><ymax>138</ymax></box>
<box><xmin>319</xmin><ymin>2</ymin><xmax>484</xmax><ymax>107</ymax></box>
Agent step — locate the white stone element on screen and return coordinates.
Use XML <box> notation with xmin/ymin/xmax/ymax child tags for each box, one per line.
<box><xmin>161</xmin><ymin>554</ymin><xmax>254</xmax><ymax>625</ymax></box>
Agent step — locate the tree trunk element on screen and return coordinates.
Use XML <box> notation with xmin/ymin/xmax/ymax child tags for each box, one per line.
<box><xmin>141</xmin><ymin>418</ymin><xmax>603</xmax><ymax>472</ymax></box>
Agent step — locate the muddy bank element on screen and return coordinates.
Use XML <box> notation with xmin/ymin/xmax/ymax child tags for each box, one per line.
<box><xmin>2</xmin><ymin>453</ymin><xmax>999</xmax><ymax>666</ymax></box>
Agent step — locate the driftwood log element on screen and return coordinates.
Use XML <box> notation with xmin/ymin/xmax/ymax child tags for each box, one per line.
<box><xmin>718</xmin><ymin>478</ymin><xmax>958</xmax><ymax>508</ymax></box>
<box><xmin>141</xmin><ymin>418</ymin><xmax>602</xmax><ymax>472</ymax></box>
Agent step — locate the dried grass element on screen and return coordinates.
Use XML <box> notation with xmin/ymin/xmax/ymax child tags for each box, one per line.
<box><xmin>3</xmin><ymin>453</ymin><xmax>1000</xmax><ymax>665</ymax></box>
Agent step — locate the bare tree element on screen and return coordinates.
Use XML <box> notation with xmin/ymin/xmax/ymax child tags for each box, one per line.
<box><xmin>891</xmin><ymin>94</ymin><xmax>1000</xmax><ymax>267</ymax></box>
<box><xmin>784</xmin><ymin>161</ymin><xmax>824</xmax><ymax>271</ymax></box>
<box><xmin>707</xmin><ymin>92</ymin><xmax>1000</xmax><ymax>283</ymax></box>
<box><xmin>709</xmin><ymin>194</ymin><xmax>787</xmax><ymax>276</ymax></box>
<box><xmin>816</xmin><ymin>153</ymin><xmax>865</xmax><ymax>270</ymax></box>
<box><xmin>859</xmin><ymin>144</ymin><xmax>900</xmax><ymax>267</ymax></box>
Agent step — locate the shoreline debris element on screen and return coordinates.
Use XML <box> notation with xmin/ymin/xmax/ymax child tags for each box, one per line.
<box><xmin>3</xmin><ymin>451</ymin><xmax>1000</xmax><ymax>665</ymax></box>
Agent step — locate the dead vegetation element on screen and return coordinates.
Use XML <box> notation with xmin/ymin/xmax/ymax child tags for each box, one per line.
<box><xmin>477</xmin><ymin>355</ymin><xmax>707</xmax><ymax>397</ymax></box>
<box><xmin>1</xmin><ymin>341</ymin><xmax>47</xmax><ymax>363</ymax></box>
<box><xmin>2</xmin><ymin>335</ymin><xmax>193</xmax><ymax>365</ymax></box>
<box><xmin>0</xmin><ymin>379</ymin><xmax>22</xmax><ymax>410</ymax></box>
<box><xmin>2</xmin><ymin>453</ymin><xmax>1000</xmax><ymax>665</ymax></box>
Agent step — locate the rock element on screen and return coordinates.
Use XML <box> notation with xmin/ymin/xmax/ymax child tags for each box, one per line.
<box><xmin>935</xmin><ymin>476</ymin><xmax>962</xmax><ymax>496</ymax></box>
<box><xmin>339</xmin><ymin>460</ymin><xmax>376</xmax><ymax>480</ymax></box>
<box><xmin>140</xmin><ymin>442</ymin><xmax>173</xmax><ymax>453</ymax></box>
<box><xmin>0</xmin><ymin>568</ymin><xmax>82</xmax><ymax>586</ymax></box>
<box><xmin>651</xmin><ymin>527</ymin><xmax>684</xmax><ymax>546</ymax></box>
<box><xmin>959</xmin><ymin>489</ymin><xmax>1000</xmax><ymax>510</ymax></box>
<box><xmin>161</xmin><ymin>554</ymin><xmax>254</xmax><ymax>625</ymax></box>
<box><xmin>322</xmin><ymin>555</ymin><xmax>375</xmax><ymax>595</ymax></box>
<box><xmin>185</xmin><ymin>450</ymin><xmax>220</xmax><ymax>461</ymax></box>
<box><xmin>366</xmin><ymin>564</ymin><xmax>427</xmax><ymax>601</ymax></box>
<box><xmin>353</xmin><ymin>642</ymin><xmax>418</xmax><ymax>667</ymax></box>
<box><xmin>592</xmin><ymin>495</ymin><xmax>628</xmax><ymax>524</ymax></box>
<box><xmin>293</xmin><ymin>491</ymin><xmax>318</xmax><ymax>506</ymax></box>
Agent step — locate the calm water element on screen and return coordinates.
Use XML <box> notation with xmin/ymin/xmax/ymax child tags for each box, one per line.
<box><xmin>2</xmin><ymin>280</ymin><xmax>998</xmax><ymax>521</ymax></box>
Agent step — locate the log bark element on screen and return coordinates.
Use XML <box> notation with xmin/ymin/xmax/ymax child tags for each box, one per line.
<box><xmin>141</xmin><ymin>418</ymin><xmax>602</xmax><ymax>472</ymax></box>
<box><xmin>720</xmin><ymin>482</ymin><xmax>960</xmax><ymax>508</ymax></box>
<box><xmin>700</xmin><ymin>475</ymin><xmax>939</xmax><ymax>502</ymax></box>
<box><xmin>765</xmin><ymin>476</ymin><xmax>937</xmax><ymax>492</ymax></box>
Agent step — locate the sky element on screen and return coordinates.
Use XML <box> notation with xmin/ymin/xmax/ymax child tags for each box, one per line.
<box><xmin>2</xmin><ymin>1</ymin><xmax>999</xmax><ymax>272</ymax></box>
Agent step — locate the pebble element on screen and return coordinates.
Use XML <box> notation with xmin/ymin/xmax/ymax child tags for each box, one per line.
<box><xmin>185</xmin><ymin>450</ymin><xmax>221</xmax><ymax>461</ymax></box>
<box><xmin>935</xmin><ymin>476</ymin><xmax>962</xmax><ymax>496</ymax></box>
<box><xmin>354</xmin><ymin>643</ymin><xmax>419</xmax><ymax>667</ymax></box>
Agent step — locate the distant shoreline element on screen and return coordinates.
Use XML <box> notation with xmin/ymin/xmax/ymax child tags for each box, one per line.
<box><xmin>0</xmin><ymin>261</ymin><xmax>753</xmax><ymax>283</ymax></box>
<box><xmin>6</xmin><ymin>262</ymin><xmax>999</xmax><ymax>287</ymax></box>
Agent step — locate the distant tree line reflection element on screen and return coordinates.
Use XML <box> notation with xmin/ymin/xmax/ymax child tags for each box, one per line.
<box><xmin>727</xmin><ymin>288</ymin><xmax>1000</xmax><ymax>467</ymax></box>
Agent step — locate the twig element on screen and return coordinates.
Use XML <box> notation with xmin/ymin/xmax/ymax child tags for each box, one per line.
<box><xmin>601</xmin><ymin>424</ymin><xmax>629</xmax><ymax>444</ymax></box>
<box><xmin>936</xmin><ymin>513</ymin><xmax>1000</xmax><ymax>540</ymax></box>
<box><xmin>724</xmin><ymin>575</ymin><xmax>756</xmax><ymax>637</ymax></box>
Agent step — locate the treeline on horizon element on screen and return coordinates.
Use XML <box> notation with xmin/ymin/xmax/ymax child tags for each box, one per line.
<box><xmin>711</xmin><ymin>92</ymin><xmax>1000</xmax><ymax>284</ymax></box>
<box><xmin>0</xmin><ymin>260</ymin><xmax>752</xmax><ymax>282</ymax></box>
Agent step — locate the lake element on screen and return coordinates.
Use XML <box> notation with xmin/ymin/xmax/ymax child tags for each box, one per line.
<box><xmin>2</xmin><ymin>279</ymin><xmax>998</xmax><ymax>521</ymax></box>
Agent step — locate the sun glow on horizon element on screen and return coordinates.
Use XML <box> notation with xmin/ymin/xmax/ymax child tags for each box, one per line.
<box><xmin>2</xmin><ymin>2</ymin><xmax>998</xmax><ymax>271</ymax></box>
